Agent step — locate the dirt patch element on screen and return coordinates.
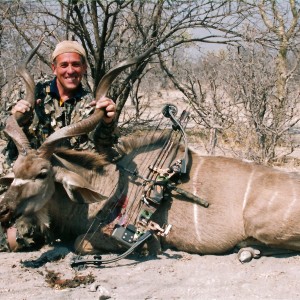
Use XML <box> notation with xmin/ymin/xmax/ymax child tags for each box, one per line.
<box><xmin>1</xmin><ymin>246</ymin><xmax>300</xmax><ymax>299</ymax></box>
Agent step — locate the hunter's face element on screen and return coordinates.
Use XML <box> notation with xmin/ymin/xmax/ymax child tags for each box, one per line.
<box><xmin>52</xmin><ymin>52</ymin><xmax>87</xmax><ymax>93</ymax></box>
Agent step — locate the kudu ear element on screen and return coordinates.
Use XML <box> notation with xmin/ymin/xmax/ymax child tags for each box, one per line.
<box><xmin>0</xmin><ymin>173</ymin><xmax>15</xmax><ymax>186</ymax></box>
<box><xmin>53</xmin><ymin>167</ymin><xmax>107</xmax><ymax>204</ymax></box>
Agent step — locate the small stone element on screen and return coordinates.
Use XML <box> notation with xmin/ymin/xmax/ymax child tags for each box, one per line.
<box><xmin>89</xmin><ymin>282</ymin><xmax>99</xmax><ymax>292</ymax></box>
<box><xmin>238</xmin><ymin>247</ymin><xmax>261</xmax><ymax>263</ymax></box>
<box><xmin>238</xmin><ymin>250</ymin><xmax>253</xmax><ymax>263</ymax></box>
<box><xmin>97</xmin><ymin>286</ymin><xmax>111</xmax><ymax>299</ymax></box>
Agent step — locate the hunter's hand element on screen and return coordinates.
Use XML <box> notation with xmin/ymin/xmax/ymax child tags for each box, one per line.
<box><xmin>89</xmin><ymin>97</ymin><xmax>116</xmax><ymax>124</ymax></box>
<box><xmin>11</xmin><ymin>100</ymin><xmax>32</xmax><ymax>115</ymax></box>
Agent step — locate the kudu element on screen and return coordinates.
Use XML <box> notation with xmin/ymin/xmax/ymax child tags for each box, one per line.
<box><xmin>1</xmin><ymin>46</ymin><xmax>300</xmax><ymax>263</ymax></box>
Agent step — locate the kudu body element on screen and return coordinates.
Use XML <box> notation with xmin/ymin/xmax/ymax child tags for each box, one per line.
<box><xmin>1</xmin><ymin>46</ymin><xmax>300</xmax><ymax>262</ymax></box>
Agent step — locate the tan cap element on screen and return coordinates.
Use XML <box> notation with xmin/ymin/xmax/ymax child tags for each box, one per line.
<box><xmin>52</xmin><ymin>40</ymin><xmax>87</xmax><ymax>61</ymax></box>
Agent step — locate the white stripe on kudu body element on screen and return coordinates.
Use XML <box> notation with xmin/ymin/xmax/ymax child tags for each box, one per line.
<box><xmin>192</xmin><ymin>159</ymin><xmax>204</xmax><ymax>242</ymax></box>
<box><xmin>242</xmin><ymin>170</ymin><xmax>255</xmax><ymax>212</ymax></box>
<box><xmin>267</xmin><ymin>192</ymin><xmax>278</xmax><ymax>212</ymax></box>
<box><xmin>283</xmin><ymin>184</ymin><xmax>297</xmax><ymax>224</ymax></box>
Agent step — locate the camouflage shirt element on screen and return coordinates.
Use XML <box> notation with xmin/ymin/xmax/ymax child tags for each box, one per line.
<box><xmin>5</xmin><ymin>77</ymin><xmax>118</xmax><ymax>163</ymax></box>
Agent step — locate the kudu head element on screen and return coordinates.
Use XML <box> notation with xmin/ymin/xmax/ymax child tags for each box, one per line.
<box><xmin>0</xmin><ymin>43</ymin><xmax>153</xmax><ymax>224</ymax></box>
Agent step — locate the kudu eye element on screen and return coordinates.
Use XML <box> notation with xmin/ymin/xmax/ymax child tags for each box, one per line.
<box><xmin>36</xmin><ymin>169</ymin><xmax>48</xmax><ymax>180</ymax></box>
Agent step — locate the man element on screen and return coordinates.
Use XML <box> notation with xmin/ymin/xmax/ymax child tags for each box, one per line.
<box><xmin>7</xmin><ymin>40</ymin><xmax>117</xmax><ymax>160</ymax></box>
<box><xmin>0</xmin><ymin>40</ymin><xmax>118</xmax><ymax>251</ymax></box>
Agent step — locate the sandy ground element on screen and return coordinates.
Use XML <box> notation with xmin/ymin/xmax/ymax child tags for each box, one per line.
<box><xmin>1</xmin><ymin>246</ymin><xmax>300</xmax><ymax>300</ymax></box>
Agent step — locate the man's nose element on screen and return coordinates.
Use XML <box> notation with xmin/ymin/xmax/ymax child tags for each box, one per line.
<box><xmin>66</xmin><ymin>65</ymin><xmax>75</xmax><ymax>73</ymax></box>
